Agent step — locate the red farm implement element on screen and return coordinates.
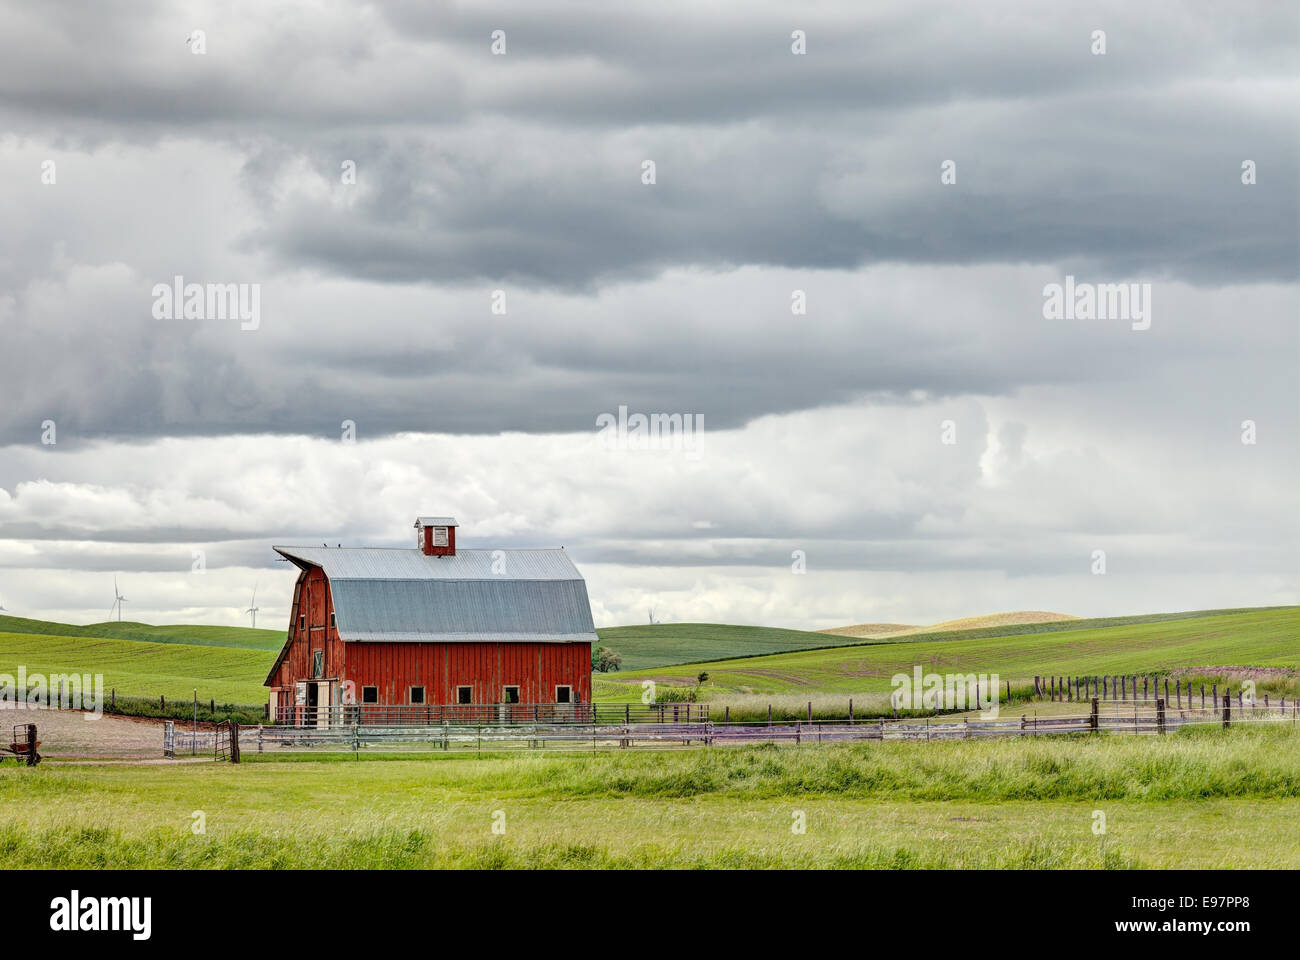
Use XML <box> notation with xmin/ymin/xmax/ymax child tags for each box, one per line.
<box><xmin>5</xmin><ymin>724</ymin><xmax>41</xmax><ymax>765</ymax></box>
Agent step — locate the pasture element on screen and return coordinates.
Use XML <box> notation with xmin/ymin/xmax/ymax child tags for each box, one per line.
<box><xmin>597</xmin><ymin>607</ymin><xmax>1300</xmax><ymax>698</ymax></box>
<box><xmin>1</xmin><ymin>724</ymin><xmax>1297</xmax><ymax>868</ymax></box>
<box><xmin>0</xmin><ymin>631</ymin><xmax>274</xmax><ymax>705</ymax></box>
<box><xmin>0</xmin><ymin>615</ymin><xmax>284</xmax><ymax>650</ymax></box>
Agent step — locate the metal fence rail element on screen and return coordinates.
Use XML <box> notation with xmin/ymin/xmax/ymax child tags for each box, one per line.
<box><xmin>273</xmin><ymin>701</ymin><xmax>709</xmax><ymax>728</ymax></box>
<box><xmin>170</xmin><ymin>696</ymin><xmax>1295</xmax><ymax>757</ymax></box>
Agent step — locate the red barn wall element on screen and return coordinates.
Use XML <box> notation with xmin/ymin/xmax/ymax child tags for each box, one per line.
<box><xmin>344</xmin><ymin>640</ymin><xmax>591</xmax><ymax>704</ymax></box>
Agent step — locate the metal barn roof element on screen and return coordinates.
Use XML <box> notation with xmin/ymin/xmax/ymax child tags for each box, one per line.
<box><xmin>414</xmin><ymin>516</ymin><xmax>458</xmax><ymax>527</ymax></box>
<box><xmin>272</xmin><ymin>545</ymin><xmax>597</xmax><ymax>645</ymax></box>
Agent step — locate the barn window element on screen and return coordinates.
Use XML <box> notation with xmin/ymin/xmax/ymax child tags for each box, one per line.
<box><xmin>409</xmin><ymin>686</ymin><xmax>425</xmax><ymax>705</ymax></box>
<box><xmin>298</xmin><ymin>615</ymin><xmax>306</xmax><ymax>632</ymax></box>
<box><xmin>503</xmin><ymin>686</ymin><xmax>520</xmax><ymax>704</ymax></box>
<box><xmin>555</xmin><ymin>685</ymin><xmax>572</xmax><ymax>704</ymax></box>
<box><xmin>361</xmin><ymin>686</ymin><xmax>378</xmax><ymax>704</ymax></box>
<box><xmin>312</xmin><ymin>650</ymin><xmax>324</xmax><ymax>678</ymax></box>
<box><xmin>329</xmin><ymin>612</ymin><xmax>336</xmax><ymax>629</ymax></box>
<box><xmin>456</xmin><ymin>686</ymin><xmax>472</xmax><ymax>705</ymax></box>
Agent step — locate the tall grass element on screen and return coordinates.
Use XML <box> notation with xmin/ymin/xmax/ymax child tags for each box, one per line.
<box><xmin>0</xmin><ymin>823</ymin><xmax>1141</xmax><ymax>869</ymax></box>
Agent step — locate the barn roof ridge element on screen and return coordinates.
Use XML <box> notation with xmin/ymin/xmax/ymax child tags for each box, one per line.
<box><xmin>271</xmin><ymin>544</ymin><xmax>588</xmax><ymax>584</ymax></box>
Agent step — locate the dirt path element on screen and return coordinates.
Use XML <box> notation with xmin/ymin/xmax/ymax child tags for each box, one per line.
<box><xmin>1</xmin><ymin>707</ymin><xmax>170</xmax><ymax>759</ymax></box>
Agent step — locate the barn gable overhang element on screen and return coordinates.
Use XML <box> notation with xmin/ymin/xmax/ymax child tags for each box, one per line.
<box><xmin>265</xmin><ymin>546</ymin><xmax>598</xmax><ymax>687</ymax></box>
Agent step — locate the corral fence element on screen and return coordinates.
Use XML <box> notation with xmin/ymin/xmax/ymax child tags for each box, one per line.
<box><xmin>273</xmin><ymin>701</ymin><xmax>709</xmax><ymax>728</ymax></box>
<box><xmin>167</xmin><ymin>696</ymin><xmax>1298</xmax><ymax>757</ymax></box>
<box><xmin>1032</xmin><ymin>674</ymin><xmax>1291</xmax><ymax>713</ymax></box>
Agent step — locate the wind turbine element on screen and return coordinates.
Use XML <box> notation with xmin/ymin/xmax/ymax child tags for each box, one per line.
<box><xmin>109</xmin><ymin>577</ymin><xmax>128</xmax><ymax>622</ymax></box>
<box><xmin>245</xmin><ymin>584</ymin><xmax>260</xmax><ymax>629</ymax></box>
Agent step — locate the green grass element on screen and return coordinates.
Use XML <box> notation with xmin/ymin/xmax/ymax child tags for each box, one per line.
<box><xmin>0</xmin><ymin>630</ymin><xmax>275</xmax><ymax>704</ymax></box>
<box><xmin>598</xmin><ymin>607</ymin><xmax>1300</xmax><ymax>697</ymax></box>
<box><xmin>596</xmin><ymin>606</ymin><xmax>1295</xmax><ymax>672</ymax></box>
<box><xmin>596</xmin><ymin>622</ymin><xmax>867</xmax><ymax>671</ymax></box>
<box><xmin>3</xmin><ymin>725</ymin><xmax>1297</xmax><ymax>868</ymax></box>
<box><xmin>0</xmin><ymin>614</ymin><xmax>284</xmax><ymax>650</ymax></box>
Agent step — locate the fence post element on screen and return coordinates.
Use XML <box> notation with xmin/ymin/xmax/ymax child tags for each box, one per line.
<box><xmin>1156</xmin><ymin>698</ymin><xmax>1165</xmax><ymax>735</ymax></box>
<box><xmin>1222</xmin><ymin>694</ymin><xmax>1231</xmax><ymax>729</ymax></box>
<box><xmin>1200</xmin><ymin>684</ymin><xmax>1205</xmax><ymax>709</ymax></box>
<box><xmin>767</xmin><ymin>704</ymin><xmax>772</xmax><ymax>727</ymax></box>
<box><xmin>1143</xmin><ymin>677</ymin><xmax>1148</xmax><ymax>701</ymax></box>
<box><xmin>1090</xmin><ymin>698</ymin><xmax>1099</xmax><ymax>732</ymax></box>
<box><xmin>724</xmin><ymin>706</ymin><xmax>729</xmax><ymax>725</ymax></box>
<box><xmin>1121</xmin><ymin>676</ymin><xmax>1127</xmax><ymax>701</ymax></box>
<box><xmin>807</xmin><ymin>701</ymin><xmax>812</xmax><ymax>722</ymax></box>
<box><xmin>1034</xmin><ymin>676</ymin><xmax>1041</xmax><ymax>697</ymax></box>
<box><xmin>848</xmin><ymin>698</ymin><xmax>853</xmax><ymax>722</ymax></box>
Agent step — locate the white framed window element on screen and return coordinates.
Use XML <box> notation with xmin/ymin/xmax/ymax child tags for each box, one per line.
<box><xmin>409</xmin><ymin>686</ymin><xmax>426</xmax><ymax>705</ymax></box>
<box><xmin>503</xmin><ymin>686</ymin><xmax>520</xmax><ymax>704</ymax></box>
<box><xmin>456</xmin><ymin>686</ymin><xmax>472</xmax><ymax>705</ymax></box>
<box><xmin>555</xmin><ymin>685</ymin><xmax>572</xmax><ymax>704</ymax></box>
<box><xmin>361</xmin><ymin>686</ymin><xmax>378</xmax><ymax>704</ymax></box>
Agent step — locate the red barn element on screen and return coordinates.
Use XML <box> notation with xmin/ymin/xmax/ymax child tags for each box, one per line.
<box><xmin>265</xmin><ymin>516</ymin><xmax>597</xmax><ymax>724</ymax></box>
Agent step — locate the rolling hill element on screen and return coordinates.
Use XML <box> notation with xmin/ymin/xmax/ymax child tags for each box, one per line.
<box><xmin>595</xmin><ymin>623</ymin><xmax>875</xmax><ymax>671</ymax></box>
<box><xmin>0</xmin><ymin>615</ymin><xmax>284</xmax><ymax>650</ymax></box>
<box><xmin>0</xmin><ymin>630</ymin><xmax>275</xmax><ymax>704</ymax></box>
<box><xmin>822</xmin><ymin>611</ymin><xmax>1077</xmax><ymax>639</ymax></box>
<box><xmin>597</xmin><ymin>606</ymin><xmax>1300</xmax><ymax>697</ymax></box>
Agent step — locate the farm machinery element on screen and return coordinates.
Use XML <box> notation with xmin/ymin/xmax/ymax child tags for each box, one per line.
<box><xmin>4</xmin><ymin>724</ymin><xmax>41</xmax><ymax>765</ymax></box>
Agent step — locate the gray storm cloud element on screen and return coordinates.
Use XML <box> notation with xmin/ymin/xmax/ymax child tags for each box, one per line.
<box><xmin>0</xmin><ymin>0</ymin><xmax>1294</xmax><ymax>625</ymax></box>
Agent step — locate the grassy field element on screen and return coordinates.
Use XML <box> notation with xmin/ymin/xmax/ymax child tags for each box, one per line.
<box><xmin>595</xmin><ymin>622</ymin><xmax>873</xmax><ymax>671</ymax></box>
<box><xmin>0</xmin><ymin>615</ymin><xmax>284</xmax><ymax>650</ymax></box>
<box><xmin>597</xmin><ymin>607</ymin><xmax>1300</xmax><ymax>699</ymax></box>
<box><xmin>596</xmin><ymin>606</ymin><xmax>1295</xmax><ymax>673</ymax></box>
<box><xmin>0</xmin><ymin>631</ymin><xmax>275</xmax><ymax>704</ymax></box>
<box><xmin>2</xmin><ymin>725</ymin><xmax>1296</xmax><ymax>868</ymax></box>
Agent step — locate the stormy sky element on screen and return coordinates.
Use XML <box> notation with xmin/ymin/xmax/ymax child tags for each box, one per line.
<box><xmin>0</xmin><ymin>0</ymin><xmax>1296</xmax><ymax>630</ymax></box>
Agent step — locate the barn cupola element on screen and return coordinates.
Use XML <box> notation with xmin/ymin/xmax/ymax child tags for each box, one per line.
<box><xmin>415</xmin><ymin>516</ymin><xmax>458</xmax><ymax>556</ymax></box>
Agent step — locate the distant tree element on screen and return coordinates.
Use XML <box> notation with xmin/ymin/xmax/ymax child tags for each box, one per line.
<box><xmin>592</xmin><ymin>645</ymin><xmax>623</xmax><ymax>673</ymax></box>
<box><xmin>697</xmin><ymin>671</ymin><xmax>710</xmax><ymax>685</ymax></box>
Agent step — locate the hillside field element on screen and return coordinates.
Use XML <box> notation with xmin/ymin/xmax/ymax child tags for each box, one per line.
<box><xmin>596</xmin><ymin>607</ymin><xmax>1300</xmax><ymax>698</ymax></box>
<box><xmin>0</xmin><ymin>615</ymin><xmax>284</xmax><ymax>650</ymax></box>
<box><xmin>598</xmin><ymin>606</ymin><xmax>1293</xmax><ymax>671</ymax></box>
<box><xmin>0</xmin><ymin>631</ymin><xmax>275</xmax><ymax>704</ymax></box>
